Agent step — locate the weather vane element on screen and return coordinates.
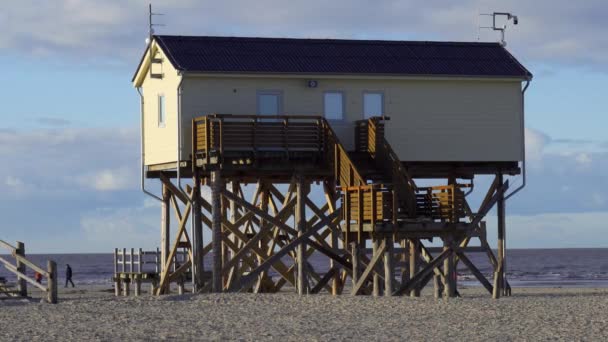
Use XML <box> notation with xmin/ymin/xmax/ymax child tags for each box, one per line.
<box><xmin>478</xmin><ymin>12</ymin><xmax>519</xmax><ymax>47</ymax></box>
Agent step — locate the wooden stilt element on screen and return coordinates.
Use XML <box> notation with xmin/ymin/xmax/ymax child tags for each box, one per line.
<box><xmin>409</xmin><ymin>239</ymin><xmax>420</xmax><ymax>297</ymax></box>
<box><xmin>372</xmin><ymin>238</ymin><xmax>381</xmax><ymax>296</ymax></box>
<box><xmin>211</xmin><ymin>170</ymin><xmax>223</xmax><ymax>293</ymax></box>
<box><xmin>124</xmin><ymin>280</ymin><xmax>130</xmax><ymax>296</ymax></box>
<box><xmin>16</xmin><ymin>241</ymin><xmax>27</xmax><ymax>297</ymax></box>
<box><xmin>161</xmin><ymin>184</ymin><xmax>171</xmax><ymax>275</ymax></box>
<box><xmin>443</xmin><ymin>237</ymin><xmax>456</xmax><ymax>298</ymax></box>
<box><xmin>135</xmin><ymin>278</ymin><xmax>142</xmax><ymax>296</ymax></box>
<box><xmin>383</xmin><ymin>236</ymin><xmax>394</xmax><ymax>296</ymax></box>
<box><xmin>47</xmin><ymin>260</ymin><xmax>57</xmax><ymax>304</ymax></box>
<box><xmin>296</xmin><ymin>178</ymin><xmax>308</xmax><ymax>295</ymax></box>
<box><xmin>192</xmin><ymin>169</ymin><xmax>204</xmax><ymax>292</ymax></box>
<box><xmin>494</xmin><ymin>172</ymin><xmax>506</xmax><ymax>299</ymax></box>
<box><xmin>350</xmin><ymin>242</ymin><xmax>360</xmax><ymax>287</ymax></box>
<box><xmin>324</xmin><ymin>181</ymin><xmax>340</xmax><ymax>296</ymax></box>
<box><xmin>433</xmin><ymin>274</ymin><xmax>442</xmax><ymax>299</ymax></box>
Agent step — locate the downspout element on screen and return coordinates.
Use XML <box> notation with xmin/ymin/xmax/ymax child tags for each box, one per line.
<box><xmin>504</xmin><ymin>79</ymin><xmax>531</xmax><ymax>201</ymax></box>
<box><xmin>138</xmin><ymin>87</ymin><xmax>162</xmax><ymax>202</ymax></box>
<box><xmin>176</xmin><ymin>73</ymin><xmax>190</xmax><ymax>200</ymax></box>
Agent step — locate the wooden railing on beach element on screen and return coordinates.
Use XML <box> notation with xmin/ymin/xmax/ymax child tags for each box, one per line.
<box><xmin>0</xmin><ymin>240</ymin><xmax>57</xmax><ymax>303</ymax></box>
<box><xmin>113</xmin><ymin>247</ymin><xmax>190</xmax><ymax>296</ymax></box>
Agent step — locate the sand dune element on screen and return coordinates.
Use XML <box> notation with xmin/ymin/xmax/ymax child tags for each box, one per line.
<box><xmin>1</xmin><ymin>286</ymin><xmax>608</xmax><ymax>341</ymax></box>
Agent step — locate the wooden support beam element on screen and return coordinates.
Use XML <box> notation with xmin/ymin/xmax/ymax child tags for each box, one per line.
<box><xmin>352</xmin><ymin>240</ymin><xmax>387</xmax><ymax>295</ymax></box>
<box><xmin>156</xmin><ymin>192</ymin><xmax>193</xmax><ymax>295</ymax></box>
<box><xmin>161</xmin><ymin>184</ymin><xmax>170</xmax><ymax>275</ymax></box>
<box><xmin>16</xmin><ymin>242</ymin><xmax>26</xmax><ymax>297</ymax></box>
<box><xmin>443</xmin><ymin>236</ymin><xmax>456</xmax><ymax>298</ymax></box>
<box><xmin>409</xmin><ymin>239</ymin><xmax>420</xmax><ymax>297</ymax></box>
<box><xmin>192</xmin><ymin>170</ymin><xmax>204</xmax><ymax>292</ymax></box>
<box><xmin>372</xmin><ymin>238</ymin><xmax>382</xmax><ymax>296</ymax></box>
<box><xmin>494</xmin><ymin>172</ymin><xmax>506</xmax><ymax>299</ymax></box>
<box><xmin>229</xmin><ymin>210</ymin><xmax>341</xmax><ymax>292</ymax></box>
<box><xmin>384</xmin><ymin>236</ymin><xmax>394</xmax><ymax>296</ymax></box>
<box><xmin>211</xmin><ymin>170</ymin><xmax>223</xmax><ymax>293</ymax></box>
<box><xmin>159</xmin><ymin>173</ymin><xmax>189</xmax><ymax>204</ymax></box>
<box><xmin>310</xmin><ymin>267</ymin><xmax>339</xmax><ymax>294</ymax></box>
<box><xmin>394</xmin><ymin>247</ymin><xmax>452</xmax><ymax>296</ymax></box>
<box><xmin>296</xmin><ymin>178</ymin><xmax>308</xmax><ymax>295</ymax></box>
<box><xmin>47</xmin><ymin>260</ymin><xmax>57</xmax><ymax>304</ymax></box>
<box><xmin>457</xmin><ymin>252</ymin><xmax>493</xmax><ymax>295</ymax></box>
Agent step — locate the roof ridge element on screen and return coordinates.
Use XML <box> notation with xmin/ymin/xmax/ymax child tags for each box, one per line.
<box><xmin>152</xmin><ymin>34</ymin><xmax>502</xmax><ymax>47</ymax></box>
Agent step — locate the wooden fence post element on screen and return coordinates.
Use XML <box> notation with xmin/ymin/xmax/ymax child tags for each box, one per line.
<box><xmin>16</xmin><ymin>241</ymin><xmax>27</xmax><ymax>297</ymax></box>
<box><xmin>47</xmin><ymin>260</ymin><xmax>57</xmax><ymax>304</ymax></box>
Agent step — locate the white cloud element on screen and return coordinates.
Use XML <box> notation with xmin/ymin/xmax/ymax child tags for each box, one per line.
<box><xmin>1</xmin><ymin>1</ymin><xmax>607</xmax><ymax>68</ymax></box>
<box><xmin>525</xmin><ymin>127</ymin><xmax>550</xmax><ymax>167</ymax></box>
<box><xmin>78</xmin><ymin>167</ymin><xmax>136</xmax><ymax>191</ymax></box>
<box><xmin>575</xmin><ymin>152</ymin><xmax>592</xmax><ymax>167</ymax></box>
<box><xmin>80</xmin><ymin>201</ymin><xmax>159</xmax><ymax>249</ymax></box>
<box><xmin>484</xmin><ymin>211</ymin><xmax>608</xmax><ymax>248</ymax></box>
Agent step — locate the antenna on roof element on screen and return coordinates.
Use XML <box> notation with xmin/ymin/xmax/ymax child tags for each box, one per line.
<box><xmin>146</xmin><ymin>3</ymin><xmax>165</xmax><ymax>46</ymax></box>
<box><xmin>147</xmin><ymin>4</ymin><xmax>166</xmax><ymax>79</ymax></box>
<box><xmin>479</xmin><ymin>12</ymin><xmax>518</xmax><ymax>47</ymax></box>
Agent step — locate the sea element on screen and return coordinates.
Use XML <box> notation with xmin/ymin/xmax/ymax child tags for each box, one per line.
<box><xmin>2</xmin><ymin>249</ymin><xmax>608</xmax><ymax>288</ymax></box>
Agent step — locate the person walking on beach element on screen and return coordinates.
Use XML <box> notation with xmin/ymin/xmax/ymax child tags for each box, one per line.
<box><xmin>65</xmin><ymin>264</ymin><xmax>75</xmax><ymax>288</ymax></box>
<box><xmin>34</xmin><ymin>271</ymin><xmax>42</xmax><ymax>284</ymax></box>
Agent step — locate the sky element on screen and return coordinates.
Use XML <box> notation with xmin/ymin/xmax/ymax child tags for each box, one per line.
<box><xmin>0</xmin><ymin>0</ymin><xmax>607</xmax><ymax>252</ymax></box>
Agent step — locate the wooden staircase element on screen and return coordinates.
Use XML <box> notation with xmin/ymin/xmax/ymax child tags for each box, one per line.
<box><xmin>341</xmin><ymin>117</ymin><xmax>471</xmax><ymax>230</ymax></box>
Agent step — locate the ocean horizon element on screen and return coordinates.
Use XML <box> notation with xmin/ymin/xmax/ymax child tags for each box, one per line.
<box><xmin>3</xmin><ymin>248</ymin><xmax>608</xmax><ymax>288</ymax></box>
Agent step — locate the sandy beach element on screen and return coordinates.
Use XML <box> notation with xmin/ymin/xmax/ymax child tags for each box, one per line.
<box><xmin>1</xmin><ymin>286</ymin><xmax>607</xmax><ymax>341</ymax></box>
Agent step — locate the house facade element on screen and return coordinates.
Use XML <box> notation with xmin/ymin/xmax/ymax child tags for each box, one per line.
<box><xmin>133</xmin><ymin>35</ymin><xmax>531</xmax><ymax>168</ymax></box>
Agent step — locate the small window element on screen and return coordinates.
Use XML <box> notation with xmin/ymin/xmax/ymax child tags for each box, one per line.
<box><xmin>363</xmin><ymin>92</ymin><xmax>383</xmax><ymax>119</ymax></box>
<box><xmin>257</xmin><ymin>91</ymin><xmax>282</xmax><ymax>115</ymax></box>
<box><xmin>324</xmin><ymin>92</ymin><xmax>344</xmax><ymax>120</ymax></box>
<box><xmin>158</xmin><ymin>95</ymin><xmax>166</xmax><ymax>127</ymax></box>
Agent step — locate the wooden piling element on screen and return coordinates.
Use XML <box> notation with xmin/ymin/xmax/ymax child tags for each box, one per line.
<box><xmin>372</xmin><ymin>238</ymin><xmax>381</xmax><ymax>296</ymax></box>
<box><xmin>16</xmin><ymin>241</ymin><xmax>27</xmax><ymax>297</ymax></box>
<box><xmin>350</xmin><ymin>242</ymin><xmax>360</xmax><ymax>287</ymax></box>
<box><xmin>211</xmin><ymin>170</ymin><xmax>223</xmax><ymax>293</ymax></box>
<box><xmin>134</xmin><ymin>278</ymin><xmax>142</xmax><ymax>296</ymax></box>
<box><xmin>443</xmin><ymin>237</ymin><xmax>456</xmax><ymax>298</ymax></box>
<box><xmin>161</xmin><ymin>184</ymin><xmax>170</xmax><ymax>274</ymax></box>
<box><xmin>192</xmin><ymin>169</ymin><xmax>204</xmax><ymax>292</ymax></box>
<box><xmin>494</xmin><ymin>172</ymin><xmax>506</xmax><ymax>299</ymax></box>
<box><xmin>296</xmin><ymin>178</ymin><xmax>308</xmax><ymax>295</ymax></box>
<box><xmin>47</xmin><ymin>260</ymin><xmax>57</xmax><ymax>304</ymax></box>
<box><xmin>409</xmin><ymin>239</ymin><xmax>420</xmax><ymax>297</ymax></box>
<box><xmin>433</xmin><ymin>274</ymin><xmax>442</xmax><ymax>299</ymax></box>
<box><xmin>383</xmin><ymin>236</ymin><xmax>394</xmax><ymax>296</ymax></box>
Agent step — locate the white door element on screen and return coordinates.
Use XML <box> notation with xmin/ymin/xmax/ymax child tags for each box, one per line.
<box><xmin>363</xmin><ymin>92</ymin><xmax>384</xmax><ymax>119</ymax></box>
<box><xmin>258</xmin><ymin>91</ymin><xmax>282</xmax><ymax>115</ymax></box>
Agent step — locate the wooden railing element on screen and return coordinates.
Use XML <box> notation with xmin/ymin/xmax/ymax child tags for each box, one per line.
<box><xmin>356</xmin><ymin>117</ymin><xmax>418</xmax><ymax>216</ymax></box>
<box><xmin>341</xmin><ymin>184</ymin><xmax>395</xmax><ymax>225</ymax></box>
<box><xmin>193</xmin><ymin>114</ymin><xmax>325</xmax><ymax>165</ymax></box>
<box><xmin>416</xmin><ymin>185</ymin><xmax>469</xmax><ymax>222</ymax></box>
<box><xmin>0</xmin><ymin>240</ymin><xmax>57</xmax><ymax>303</ymax></box>
<box><xmin>193</xmin><ymin>114</ymin><xmax>366</xmax><ymax>186</ymax></box>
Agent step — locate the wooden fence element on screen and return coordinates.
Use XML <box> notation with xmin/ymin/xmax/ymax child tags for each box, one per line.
<box><xmin>0</xmin><ymin>240</ymin><xmax>57</xmax><ymax>303</ymax></box>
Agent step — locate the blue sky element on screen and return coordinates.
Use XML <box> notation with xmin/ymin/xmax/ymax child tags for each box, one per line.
<box><xmin>1</xmin><ymin>1</ymin><xmax>607</xmax><ymax>252</ymax></box>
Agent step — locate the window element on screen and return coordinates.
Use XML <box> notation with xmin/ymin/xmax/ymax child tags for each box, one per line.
<box><xmin>158</xmin><ymin>94</ymin><xmax>166</xmax><ymax>127</ymax></box>
<box><xmin>324</xmin><ymin>92</ymin><xmax>344</xmax><ymax>120</ymax></box>
<box><xmin>257</xmin><ymin>91</ymin><xmax>282</xmax><ymax>115</ymax></box>
<box><xmin>363</xmin><ymin>92</ymin><xmax>383</xmax><ymax>119</ymax></box>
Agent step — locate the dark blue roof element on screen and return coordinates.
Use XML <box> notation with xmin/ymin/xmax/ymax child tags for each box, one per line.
<box><xmin>146</xmin><ymin>35</ymin><xmax>532</xmax><ymax>79</ymax></box>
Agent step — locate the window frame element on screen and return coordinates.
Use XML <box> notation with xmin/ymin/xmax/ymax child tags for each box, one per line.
<box><xmin>158</xmin><ymin>94</ymin><xmax>166</xmax><ymax>127</ymax></box>
<box><xmin>362</xmin><ymin>91</ymin><xmax>385</xmax><ymax>119</ymax></box>
<box><xmin>323</xmin><ymin>91</ymin><xmax>346</xmax><ymax>121</ymax></box>
<box><xmin>256</xmin><ymin>90</ymin><xmax>284</xmax><ymax>116</ymax></box>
